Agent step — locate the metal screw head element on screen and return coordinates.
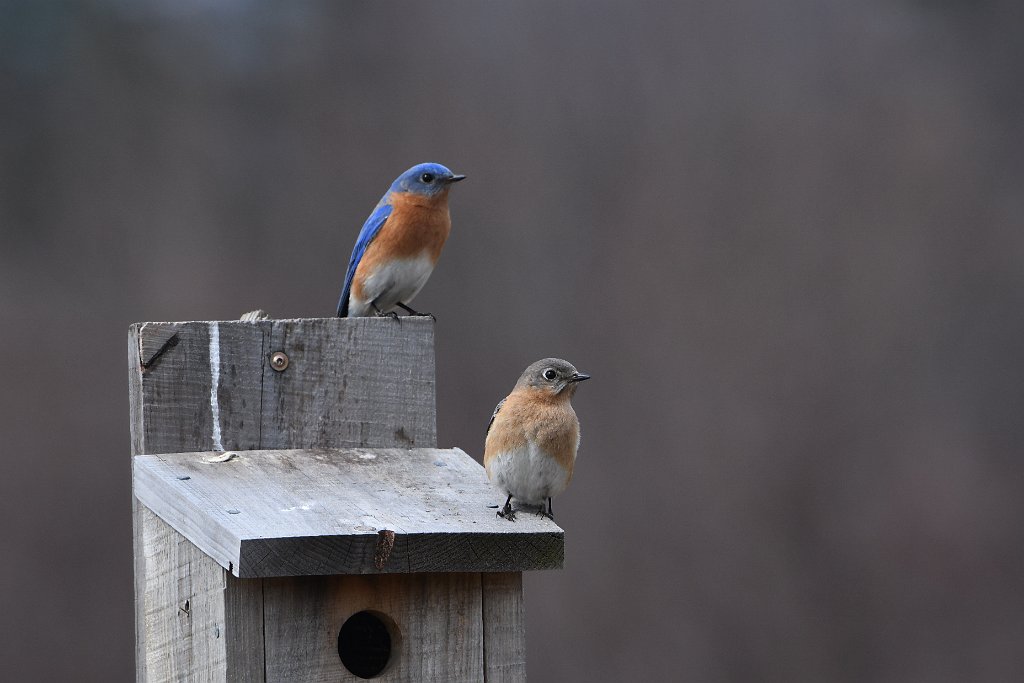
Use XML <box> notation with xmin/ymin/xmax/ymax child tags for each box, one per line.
<box><xmin>270</xmin><ymin>351</ymin><xmax>289</xmax><ymax>372</ymax></box>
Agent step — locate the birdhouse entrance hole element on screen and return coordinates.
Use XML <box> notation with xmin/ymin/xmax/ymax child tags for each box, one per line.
<box><xmin>338</xmin><ymin>610</ymin><xmax>396</xmax><ymax>679</ymax></box>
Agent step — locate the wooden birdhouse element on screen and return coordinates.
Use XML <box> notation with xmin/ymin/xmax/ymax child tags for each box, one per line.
<box><xmin>129</xmin><ymin>317</ymin><xmax>563</xmax><ymax>682</ymax></box>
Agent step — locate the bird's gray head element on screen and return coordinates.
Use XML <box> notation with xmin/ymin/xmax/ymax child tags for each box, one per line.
<box><xmin>390</xmin><ymin>162</ymin><xmax>466</xmax><ymax>197</ymax></box>
<box><xmin>516</xmin><ymin>358</ymin><xmax>590</xmax><ymax>396</ymax></box>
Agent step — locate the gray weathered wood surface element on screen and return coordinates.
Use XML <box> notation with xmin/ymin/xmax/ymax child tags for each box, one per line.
<box><xmin>131</xmin><ymin>318</ymin><xmax>439</xmax><ymax>681</ymax></box>
<box><xmin>135</xmin><ymin>506</ymin><xmax>266</xmax><ymax>682</ymax></box>
<box><xmin>134</xmin><ymin>447</ymin><xmax>564</xmax><ymax>577</ymax></box>
<box><xmin>481</xmin><ymin>573</ymin><xmax>527</xmax><ymax>681</ymax></box>
<box><xmin>130</xmin><ymin>317</ymin><xmax>530</xmax><ymax>682</ymax></box>
<box><xmin>129</xmin><ymin>317</ymin><xmax>437</xmax><ymax>456</ymax></box>
<box><xmin>263</xmin><ymin>573</ymin><xmax>485</xmax><ymax>682</ymax></box>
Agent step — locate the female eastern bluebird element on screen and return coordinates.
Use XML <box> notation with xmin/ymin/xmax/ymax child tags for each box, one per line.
<box><xmin>337</xmin><ymin>163</ymin><xmax>465</xmax><ymax>318</ymax></box>
<box><xmin>484</xmin><ymin>358</ymin><xmax>590</xmax><ymax>521</ymax></box>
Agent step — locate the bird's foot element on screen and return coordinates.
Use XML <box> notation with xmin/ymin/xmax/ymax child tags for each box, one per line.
<box><xmin>496</xmin><ymin>501</ymin><xmax>517</xmax><ymax>522</ymax></box>
<box><xmin>371</xmin><ymin>301</ymin><xmax>401</xmax><ymax>320</ymax></box>
<box><xmin>397</xmin><ymin>302</ymin><xmax>435</xmax><ymax>321</ymax></box>
<box><xmin>535</xmin><ymin>507</ymin><xmax>554</xmax><ymax>521</ymax></box>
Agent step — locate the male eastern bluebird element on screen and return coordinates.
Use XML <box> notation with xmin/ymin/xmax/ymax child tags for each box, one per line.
<box><xmin>484</xmin><ymin>358</ymin><xmax>590</xmax><ymax>521</ymax></box>
<box><xmin>337</xmin><ymin>163</ymin><xmax>465</xmax><ymax>318</ymax></box>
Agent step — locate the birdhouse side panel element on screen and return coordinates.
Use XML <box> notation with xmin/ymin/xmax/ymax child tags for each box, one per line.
<box><xmin>136</xmin><ymin>506</ymin><xmax>267</xmax><ymax>683</ymax></box>
<box><xmin>482</xmin><ymin>572</ymin><xmax>526</xmax><ymax>682</ymax></box>
<box><xmin>135</xmin><ymin>505</ymin><xmax>230</xmax><ymax>682</ymax></box>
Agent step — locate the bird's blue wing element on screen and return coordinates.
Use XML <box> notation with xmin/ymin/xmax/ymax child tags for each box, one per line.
<box><xmin>486</xmin><ymin>397</ymin><xmax>506</xmax><ymax>437</ymax></box>
<box><xmin>337</xmin><ymin>201</ymin><xmax>393</xmax><ymax>317</ymax></box>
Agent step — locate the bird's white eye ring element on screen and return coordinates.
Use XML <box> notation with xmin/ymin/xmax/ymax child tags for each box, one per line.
<box><xmin>420</xmin><ymin>173</ymin><xmax>435</xmax><ymax>183</ymax></box>
<box><xmin>543</xmin><ymin>368</ymin><xmax>557</xmax><ymax>381</ymax></box>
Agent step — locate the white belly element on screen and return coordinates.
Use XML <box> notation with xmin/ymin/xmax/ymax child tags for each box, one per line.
<box><xmin>349</xmin><ymin>253</ymin><xmax>435</xmax><ymax>316</ymax></box>
<box><xmin>488</xmin><ymin>442</ymin><xmax>571</xmax><ymax>506</ymax></box>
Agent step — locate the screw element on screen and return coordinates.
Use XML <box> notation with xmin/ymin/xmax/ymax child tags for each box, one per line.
<box><xmin>270</xmin><ymin>351</ymin><xmax>289</xmax><ymax>372</ymax></box>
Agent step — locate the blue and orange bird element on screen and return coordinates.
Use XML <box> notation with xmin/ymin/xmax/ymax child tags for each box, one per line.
<box><xmin>336</xmin><ymin>163</ymin><xmax>465</xmax><ymax>318</ymax></box>
<box><xmin>484</xmin><ymin>359</ymin><xmax>590</xmax><ymax>521</ymax></box>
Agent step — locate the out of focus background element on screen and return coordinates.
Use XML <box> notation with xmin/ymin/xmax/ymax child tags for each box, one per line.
<box><xmin>3</xmin><ymin>1</ymin><xmax>1023</xmax><ymax>680</ymax></box>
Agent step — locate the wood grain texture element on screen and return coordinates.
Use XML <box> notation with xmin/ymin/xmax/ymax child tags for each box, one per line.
<box><xmin>135</xmin><ymin>505</ymin><xmax>229</xmax><ymax>681</ymax></box>
<box><xmin>223</xmin><ymin>574</ymin><xmax>266</xmax><ymax>682</ymax></box>
<box><xmin>128</xmin><ymin>317</ymin><xmax>436</xmax><ymax>456</ymax></box>
<box><xmin>131</xmin><ymin>317</ymin><xmax>438</xmax><ymax>680</ymax></box>
<box><xmin>263</xmin><ymin>572</ymin><xmax>483</xmax><ymax>683</ymax></box>
<box><xmin>129</xmin><ymin>321</ymin><xmax>267</xmax><ymax>455</ymax></box>
<box><xmin>134</xmin><ymin>507</ymin><xmax>266</xmax><ymax>683</ymax></box>
<box><xmin>129</xmin><ymin>317</ymin><xmax>533</xmax><ymax>682</ymax></box>
<box><xmin>260</xmin><ymin>318</ymin><xmax>436</xmax><ymax>450</ymax></box>
<box><xmin>482</xmin><ymin>573</ymin><xmax>526</xmax><ymax>682</ymax></box>
<box><xmin>134</xmin><ymin>447</ymin><xmax>563</xmax><ymax>577</ymax></box>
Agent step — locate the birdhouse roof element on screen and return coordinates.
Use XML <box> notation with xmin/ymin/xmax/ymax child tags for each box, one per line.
<box><xmin>133</xmin><ymin>447</ymin><xmax>564</xmax><ymax>577</ymax></box>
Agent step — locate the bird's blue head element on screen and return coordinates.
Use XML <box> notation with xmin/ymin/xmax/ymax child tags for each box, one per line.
<box><xmin>389</xmin><ymin>163</ymin><xmax>466</xmax><ymax>197</ymax></box>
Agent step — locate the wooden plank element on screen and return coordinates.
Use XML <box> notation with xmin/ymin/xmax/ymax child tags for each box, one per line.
<box><xmin>260</xmin><ymin>317</ymin><xmax>436</xmax><ymax>450</ymax></box>
<box><xmin>223</xmin><ymin>575</ymin><xmax>266</xmax><ymax>682</ymax></box>
<box><xmin>132</xmin><ymin>498</ymin><xmax>148</xmax><ymax>683</ymax></box>
<box><xmin>481</xmin><ymin>573</ymin><xmax>526</xmax><ymax>682</ymax></box>
<box><xmin>129</xmin><ymin>321</ymin><xmax>266</xmax><ymax>455</ymax></box>
<box><xmin>135</xmin><ymin>505</ymin><xmax>229</xmax><ymax>682</ymax></box>
<box><xmin>135</xmin><ymin>505</ymin><xmax>267</xmax><ymax>683</ymax></box>
<box><xmin>129</xmin><ymin>318</ymin><xmax>436</xmax><ymax>455</ymax></box>
<box><xmin>130</xmin><ymin>321</ymin><xmax>268</xmax><ymax>681</ymax></box>
<box><xmin>133</xmin><ymin>447</ymin><xmax>564</xmax><ymax>577</ymax></box>
<box><xmin>262</xmin><ymin>573</ymin><xmax>484</xmax><ymax>682</ymax></box>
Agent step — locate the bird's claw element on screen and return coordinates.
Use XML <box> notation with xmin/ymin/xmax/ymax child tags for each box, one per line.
<box><xmin>397</xmin><ymin>302</ymin><xmax>435</xmax><ymax>321</ymax></box>
<box><xmin>497</xmin><ymin>502</ymin><xmax>517</xmax><ymax>522</ymax></box>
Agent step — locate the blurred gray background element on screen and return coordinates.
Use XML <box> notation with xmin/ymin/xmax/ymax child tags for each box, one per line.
<box><xmin>3</xmin><ymin>0</ymin><xmax>1023</xmax><ymax>680</ymax></box>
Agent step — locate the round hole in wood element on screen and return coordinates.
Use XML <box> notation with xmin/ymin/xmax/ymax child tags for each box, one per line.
<box><xmin>338</xmin><ymin>610</ymin><xmax>394</xmax><ymax>679</ymax></box>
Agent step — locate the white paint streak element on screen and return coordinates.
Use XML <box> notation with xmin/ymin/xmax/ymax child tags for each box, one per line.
<box><xmin>209</xmin><ymin>322</ymin><xmax>224</xmax><ymax>451</ymax></box>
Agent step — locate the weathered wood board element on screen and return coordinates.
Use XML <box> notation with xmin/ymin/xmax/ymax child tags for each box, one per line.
<box><xmin>134</xmin><ymin>447</ymin><xmax>564</xmax><ymax>577</ymax></box>
<box><xmin>128</xmin><ymin>317</ymin><xmax>437</xmax><ymax>456</ymax></box>
<box><xmin>134</xmin><ymin>506</ymin><xmax>265</xmax><ymax>682</ymax></box>
<box><xmin>263</xmin><ymin>573</ymin><xmax>485</xmax><ymax>682</ymax></box>
<box><xmin>481</xmin><ymin>572</ymin><xmax>527</xmax><ymax>682</ymax></box>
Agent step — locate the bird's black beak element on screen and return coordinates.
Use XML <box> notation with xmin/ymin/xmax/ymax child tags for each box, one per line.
<box><xmin>449</xmin><ymin>174</ymin><xmax>466</xmax><ymax>182</ymax></box>
<box><xmin>570</xmin><ymin>372</ymin><xmax>590</xmax><ymax>383</ymax></box>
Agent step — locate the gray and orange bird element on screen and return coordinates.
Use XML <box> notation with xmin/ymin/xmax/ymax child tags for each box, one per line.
<box><xmin>484</xmin><ymin>358</ymin><xmax>590</xmax><ymax>521</ymax></box>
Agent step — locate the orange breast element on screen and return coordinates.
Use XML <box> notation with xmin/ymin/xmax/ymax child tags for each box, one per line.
<box><xmin>352</xmin><ymin>190</ymin><xmax>452</xmax><ymax>302</ymax></box>
<box><xmin>484</xmin><ymin>388</ymin><xmax>579</xmax><ymax>479</ymax></box>
<box><xmin>373</xmin><ymin>190</ymin><xmax>451</xmax><ymax>262</ymax></box>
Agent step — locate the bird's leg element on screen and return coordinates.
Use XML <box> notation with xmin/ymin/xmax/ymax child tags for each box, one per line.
<box><xmin>535</xmin><ymin>497</ymin><xmax>554</xmax><ymax>520</ymax></box>
<box><xmin>371</xmin><ymin>300</ymin><xmax>400</xmax><ymax>320</ymax></box>
<box><xmin>496</xmin><ymin>494</ymin><xmax>516</xmax><ymax>522</ymax></box>
<box><xmin>396</xmin><ymin>302</ymin><xmax>435</xmax><ymax>320</ymax></box>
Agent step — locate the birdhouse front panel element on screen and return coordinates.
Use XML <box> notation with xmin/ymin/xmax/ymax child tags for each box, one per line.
<box><xmin>263</xmin><ymin>573</ymin><xmax>483</xmax><ymax>682</ymax></box>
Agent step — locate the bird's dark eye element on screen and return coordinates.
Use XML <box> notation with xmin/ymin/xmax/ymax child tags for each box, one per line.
<box><xmin>420</xmin><ymin>173</ymin><xmax>435</xmax><ymax>183</ymax></box>
<box><xmin>543</xmin><ymin>369</ymin><xmax>557</xmax><ymax>381</ymax></box>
